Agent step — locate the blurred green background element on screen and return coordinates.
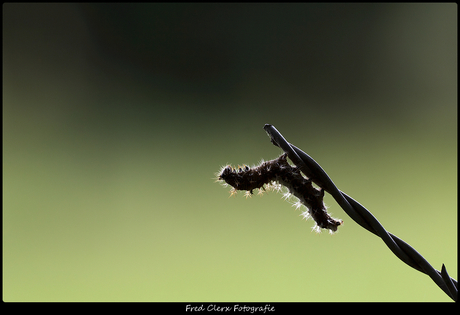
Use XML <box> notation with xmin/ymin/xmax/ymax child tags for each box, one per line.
<box><xmin>3</xmin><ymin>3</ymin><xmax>456</xmax><ymax>302</ymax></box>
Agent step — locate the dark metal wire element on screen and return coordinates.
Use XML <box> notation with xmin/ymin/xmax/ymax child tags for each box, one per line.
<box><xmin>263</xmin><ymin>124</ymin><xmax>457</xmax><ymax>301</ymax></box>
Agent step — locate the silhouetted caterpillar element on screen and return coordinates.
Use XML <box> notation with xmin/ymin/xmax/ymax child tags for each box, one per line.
<box><xmin>217</xmin><ymin>154</ymin><xmax>343</xmax><ymax>233</ymax></box>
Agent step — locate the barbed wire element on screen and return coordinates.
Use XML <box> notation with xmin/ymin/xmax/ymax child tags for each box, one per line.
<box><xmin>263</xmin><ymin>124</ymin><xmax>457</xmax><ymax>301</ymax></box>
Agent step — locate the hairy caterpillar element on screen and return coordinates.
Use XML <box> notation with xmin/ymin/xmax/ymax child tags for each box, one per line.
<box><xmin>217</xmin><ymin>154</ymin><xmax>343</xmax><ymax>233</ymax></box>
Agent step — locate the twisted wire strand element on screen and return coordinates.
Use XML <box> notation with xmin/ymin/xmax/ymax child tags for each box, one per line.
<box><xmin>263</xmin><ymin>124</ymin><xmax>457</xmax><ymax>301</ymax></box>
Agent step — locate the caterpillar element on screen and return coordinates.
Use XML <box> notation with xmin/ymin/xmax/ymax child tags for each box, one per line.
<box><xmin>217</xmin><ymin>153</ymin><xmax>343</xmax><ymax>233</ymax></box>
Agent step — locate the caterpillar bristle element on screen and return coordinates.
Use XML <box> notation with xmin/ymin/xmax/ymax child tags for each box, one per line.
<box><xmin>216</xmin><ymin>154</ymin><xmax>343</xmax><ymax>233</ymax></box>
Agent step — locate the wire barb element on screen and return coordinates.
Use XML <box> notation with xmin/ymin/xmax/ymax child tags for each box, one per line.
<box><xmin>263</xmin><ymin>124</ymin><xmax>457</xmax><ymax>301</ymax></box>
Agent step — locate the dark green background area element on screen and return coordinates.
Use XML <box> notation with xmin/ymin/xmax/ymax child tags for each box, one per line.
<box><xmin>3</xmin><ymin>3</ymin><xmax>456</xmax><ymax>302</ymax></box>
